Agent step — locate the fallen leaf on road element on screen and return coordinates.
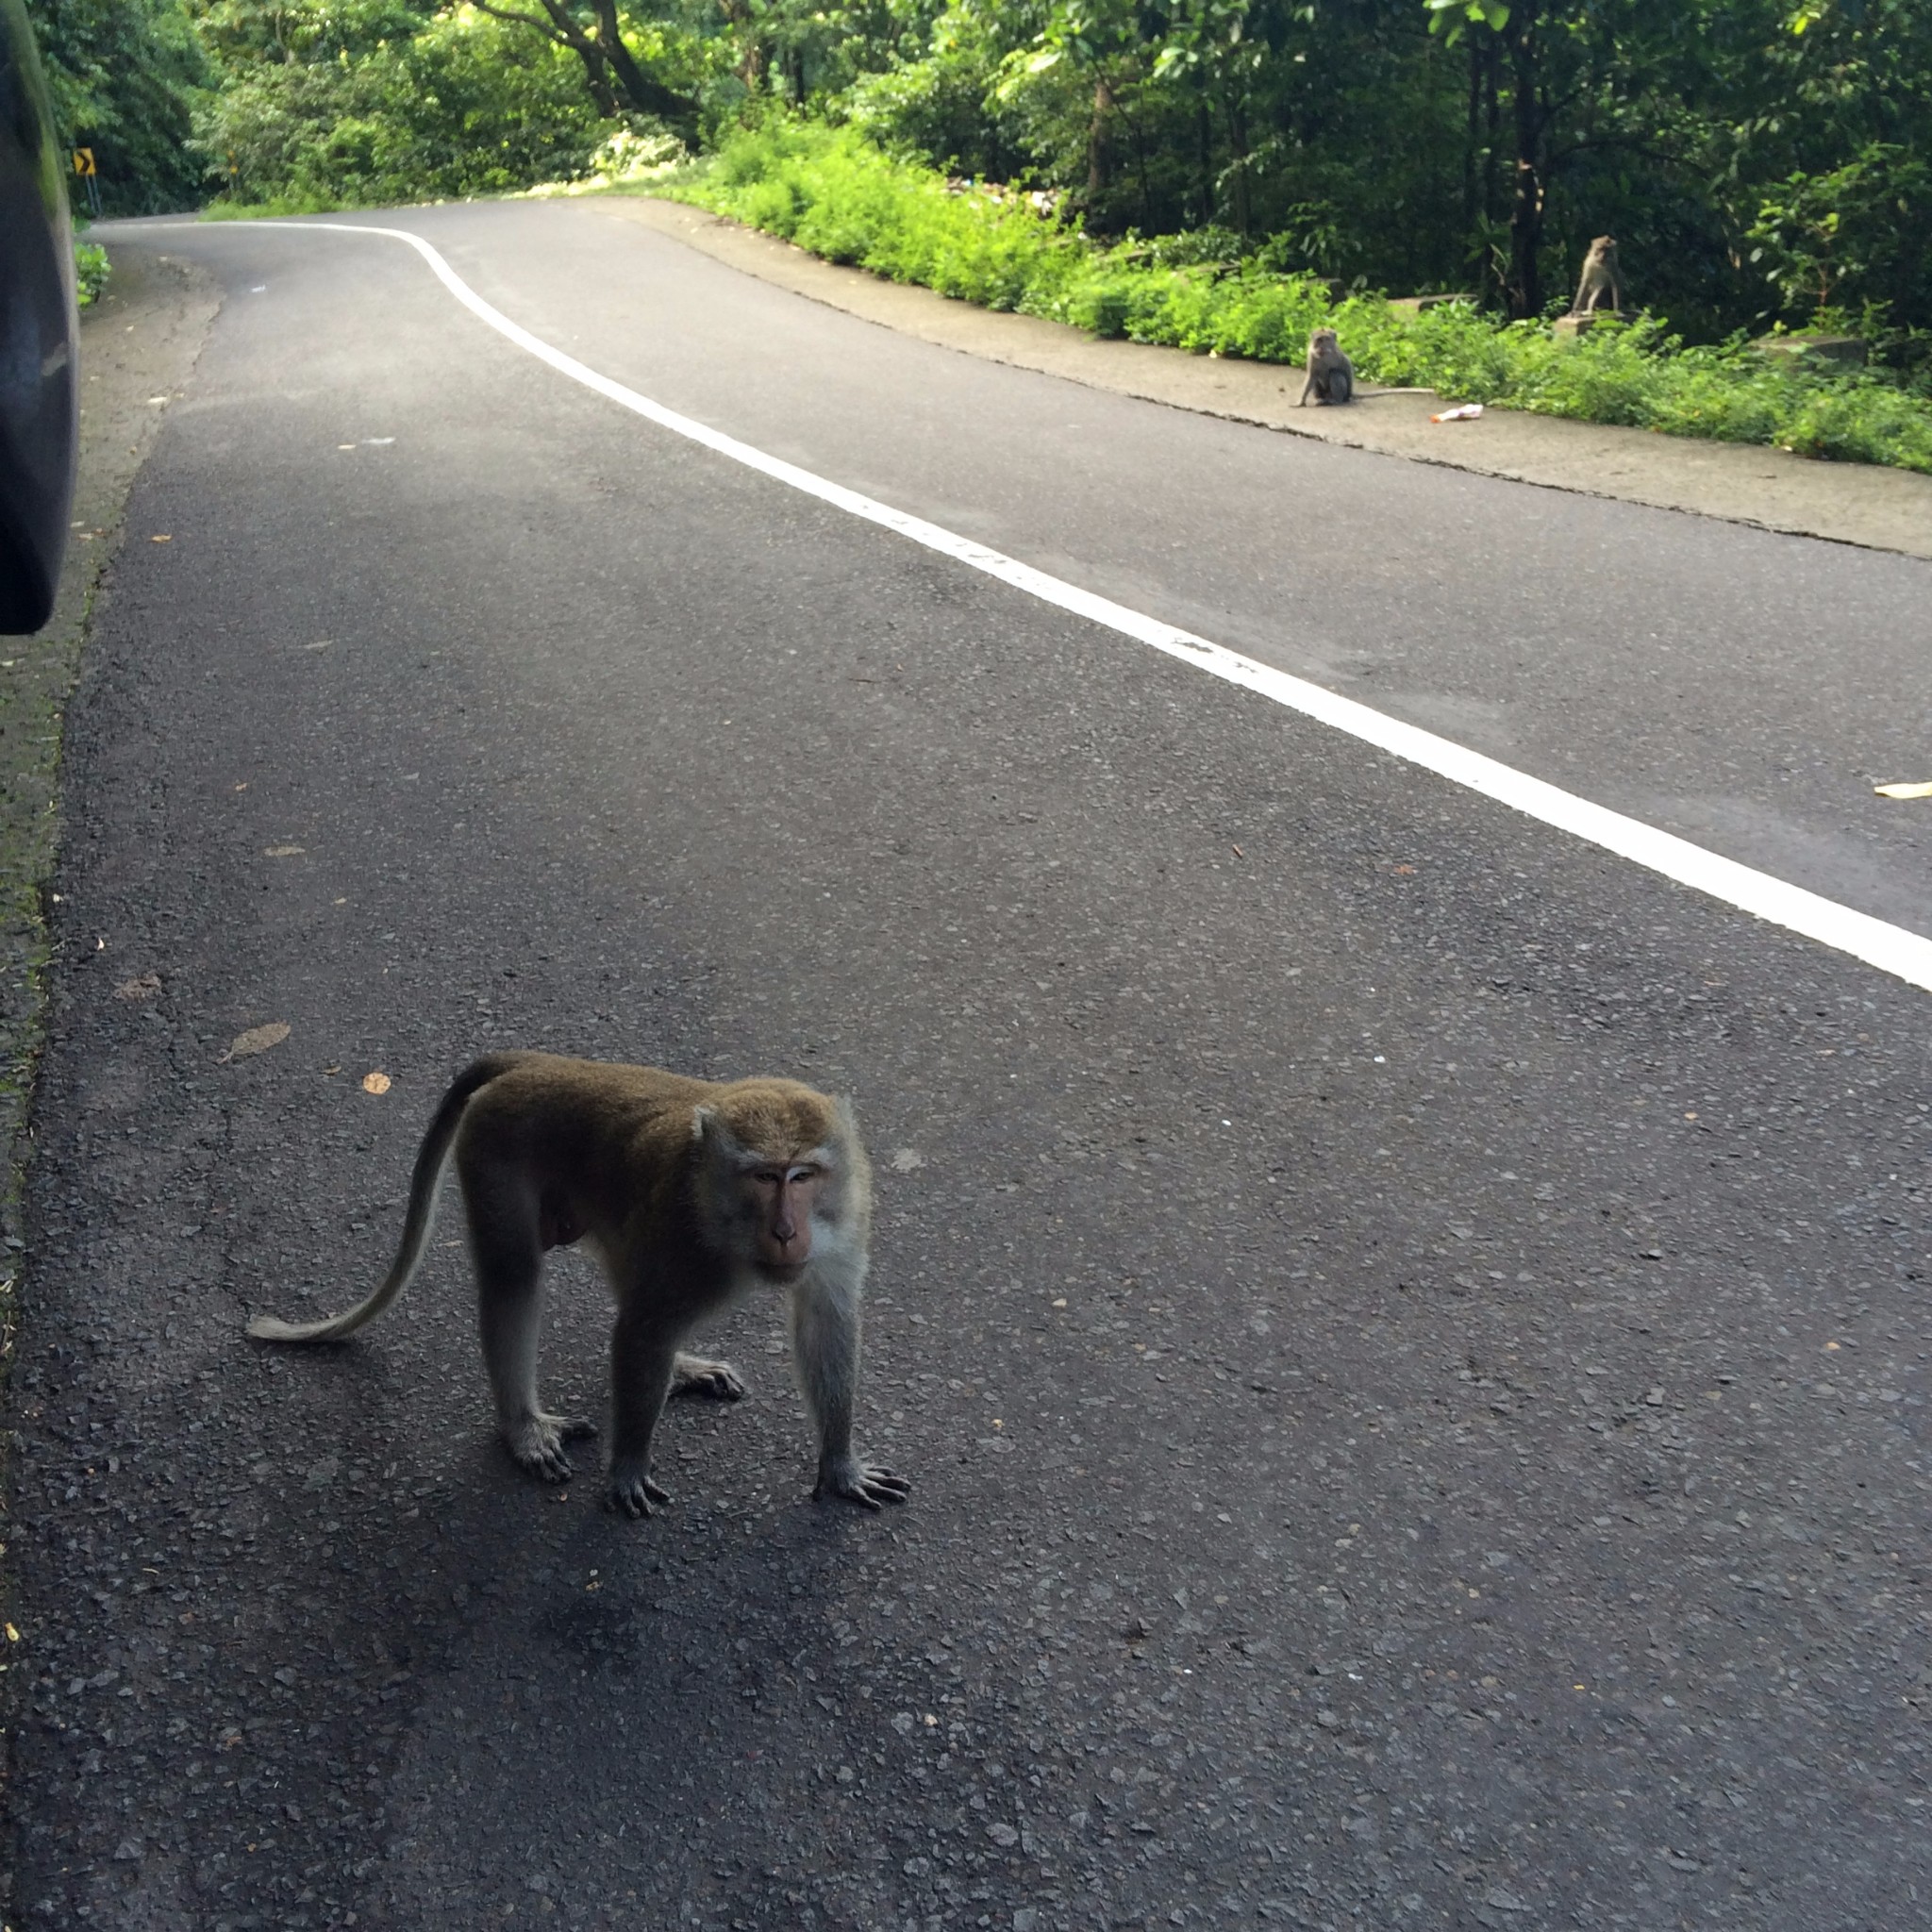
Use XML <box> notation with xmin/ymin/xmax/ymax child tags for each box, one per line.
<box><xmin>1874</xmin><ymin>780</ymin><xmax>1932</xmax><ymax>800</ymax></box>
<box><xmin>114</xmin><ymin>974</ymin><xmax>161</xmax><ymax>1001</ymax></box>
<box><xmin>361</xmin><ymin>1071</ymin><xmax>391</xmax><ymax>1094</ymax></box>
<box><xmin>220</xmin><ymin>1022</ymin><xmax>290</xmax><ymax>1062</ymax></box>
<box><xmin>149</xmin><ymin>534</ymin><xmax>172</xmax><ymax>543</ymax></box>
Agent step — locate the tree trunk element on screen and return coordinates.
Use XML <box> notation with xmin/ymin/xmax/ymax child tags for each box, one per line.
<box><xmin>1125</xmin><ymin>101</ymin><xmax>1153</xmax><ymax>230</ymax></box>
<box><xmin>469</xmin><ymin>0</ymin><xmax>620</xmax><ymax>114</ymax></box>
<box><xmin>714</xmin><ymin>0</ymin><xmax>766</xmax><ymax>89</ymax></box>
<box><xmin>1225</xmin><ymin>93</ymin><xmax>1251</xmax><ymax>236</ymax></box>
<box><xmin>1505</xmin><ymin>0</ymin><xmax>1544</xmax><ymax>320</ymax></box>
<box><xmin>589</xmin><ymin>0</ymin><xmax>698</xmax><ymax>121</ymax></box>
<box><xmin>1483</xmin><ymin>32</ymin><xmax>1501</xmax><ymax>223</ymax></box>
<box><xmin>1195</xmin><ymin>97</ymin><xmax>1215</xmax><ymax>223</ymax></box>
<box><xmin>1087</xmin><ymin>75</ymin><xmax>1114</xmax><ymax>205</ymax></box>
<box><xmin>1463</xmin><ymin>33</ymin><xmax>1481</xmax><ymax>233</ymax></box>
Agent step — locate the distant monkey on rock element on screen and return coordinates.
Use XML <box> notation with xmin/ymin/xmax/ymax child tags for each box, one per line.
<box><xmin>1570</xmin><ymin>236</ymin><xmax>1624</xmax><ymax>315</ymax></box>
<box><xmin>1297</xmin><ymin>327</ymin><xmax>1354</xmax><ymax>407</ymax></box>
<box><xmin>247</xmin><ymin>1053</ymin><xmax>908</xmax><ymax>1518</ymax></box>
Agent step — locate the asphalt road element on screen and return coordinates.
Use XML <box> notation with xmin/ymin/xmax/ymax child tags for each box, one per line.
<box><xmin>5</xmin><ymin>203</ymin><xmax>1929</xmax><ymax>1932</ymax></box>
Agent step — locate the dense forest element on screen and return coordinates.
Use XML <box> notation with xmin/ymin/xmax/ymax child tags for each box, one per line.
<box><xmin>24</xmin><ymin>0</ymin><xmax>1932</xmax><ymax>345</ymax></box>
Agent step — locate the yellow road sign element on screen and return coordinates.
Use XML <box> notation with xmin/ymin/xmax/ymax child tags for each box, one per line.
<box><xmin>73</xmin><ymin>147</ymin><xmax>95</xmax><ymax>176</ymax></box>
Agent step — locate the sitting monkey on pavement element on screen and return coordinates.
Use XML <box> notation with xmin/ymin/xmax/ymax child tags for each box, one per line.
<box><xmin>1298</xmin><ymin>326</ymin><xmax>1355</xmax><ymax>406</ymax></box>
<box><xmin>247</xmin><ymin>1052</ymin><xmax>908</xmax><ymax>1518</ymax></box>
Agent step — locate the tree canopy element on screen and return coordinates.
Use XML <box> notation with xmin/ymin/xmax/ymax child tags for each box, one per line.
<box><xmin>20</xmin><ymin>0</ymin><xmax>1932</xmax><ymax>342</ymax></box>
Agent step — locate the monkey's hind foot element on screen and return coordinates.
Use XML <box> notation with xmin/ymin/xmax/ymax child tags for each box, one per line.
<box><xmin>672</xmin><ymin>1353</ymin><xmax>746</xmax><ymax>1401</ymax></box>
<box><xmin>814</xmin><ymin>1457</ymin><xmax>911</xmax><ymax>1511</ymax></box>
<box><xmin>606</xmin><ymin>1460</ymin><xmax>673</xmax><ymax>1520</ymax></box>
<box><xmin>503</xmin><ymin>1410</ymin><xmax>597</xmax><ymax>1483</ymax></box>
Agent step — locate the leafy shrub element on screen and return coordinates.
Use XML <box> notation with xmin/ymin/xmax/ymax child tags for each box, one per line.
<box><xmin>656</xmin><ymin>121</ymin><xmax>1083</xmax><ymax>312</ymax></box>
<box><xmin>661</xmin><ymin>121</ymin><xmax>1932</xmax><ymax>475</ymax></box>
<box><xmin>196</xmin><ymin>6</ymin><xmax>614</xmax><ymax>209</ymax></box>
<box><xmin>75</xmin><ymin>238</ymin><xmax>109</xmax><ymax>307</ymax></box>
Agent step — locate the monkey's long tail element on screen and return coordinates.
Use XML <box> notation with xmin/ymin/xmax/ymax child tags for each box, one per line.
<box><xmin>245</xmin><ymin>1053</ymin><xmax>533</xmax><ymax>1343</ymax></box>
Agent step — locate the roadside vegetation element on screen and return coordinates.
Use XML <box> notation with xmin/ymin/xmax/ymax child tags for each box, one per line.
<box><xmin>658</xmin><ymin>120</ymin><xmax>1932</xmax><ymax>474</ymax></box>
<box><xmin>75</xmin><ymin>237</ymin><xmax>109</xmax><ymax>305</ymax></box>
<box><xmin>20</xmin><ymin>0</ymin><xmax>1932</xmax><ymax>470</ymax></box>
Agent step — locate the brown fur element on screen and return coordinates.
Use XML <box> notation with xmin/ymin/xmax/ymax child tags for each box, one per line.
<box><xmin>247</xmin><ymin>1053</ymin><xmax>904</xmax><ymax>1518</ymax></box>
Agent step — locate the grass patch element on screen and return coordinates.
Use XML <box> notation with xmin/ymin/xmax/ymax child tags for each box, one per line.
<box><xmin>200</xmin><ymin>193</ymin><xmax>352</xmax><ymax>219</ymax></box>
<box><xmin>652</xmin><ymin>121</ymin><xmax>1932</xmax><ymax>476</ymax></box>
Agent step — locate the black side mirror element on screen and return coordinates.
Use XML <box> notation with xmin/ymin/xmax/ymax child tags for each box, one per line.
<box><xmin>0</xmin><ymin>0</ymin><xmax>80</xmax><ymax>634</ymax></box>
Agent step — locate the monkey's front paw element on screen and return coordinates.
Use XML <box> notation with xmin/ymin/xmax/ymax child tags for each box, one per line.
<box><xmin>814</xmin><ymin>1458</ymin><xmax>911</xmax><ymax>1511</ymax></box>
<box><xmin>505</xmin><ymin>1411</ymin><xmax>596</xmax><ymax>1483</ymax></box>
<box><xmin>606</xmin><ymin>1464</ymin><xmax>673</xmax><ymax>1520</ymax></box>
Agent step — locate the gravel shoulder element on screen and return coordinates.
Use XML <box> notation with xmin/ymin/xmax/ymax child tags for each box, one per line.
<box><xmin>0</xmin><ymin>248</ymin><xmax>217</xmax><ymax>1354</ymax></box>
<box><xmin>600</xmin><ymin>195</ymin><xmax>1932</xmax><ymax>562</ymax></box>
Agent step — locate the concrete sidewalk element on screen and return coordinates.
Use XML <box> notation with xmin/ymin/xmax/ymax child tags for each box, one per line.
<box><xmin>598</xmin><ymin>194</ymin><xmax>1932</xmax><ymax>563</ymax></box>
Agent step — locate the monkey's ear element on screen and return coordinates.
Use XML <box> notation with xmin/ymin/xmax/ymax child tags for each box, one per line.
<box><xmin>692</xmin><ymin>1106</ymin><xmax>749</xmax><ymax>1160</ymax></box>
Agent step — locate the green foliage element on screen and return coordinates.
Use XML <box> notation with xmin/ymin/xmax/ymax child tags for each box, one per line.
<box><xmin>1747</xmin><ymin>145</ymin><xmax>1931</xmax><ymax>325</ymax></box>
<box><xmin>194</xmin><ymin>5</ymin><xmax>617</xmax><ymax>207</ymax></box>
<box><xmin>669</xmin><ymin>120</ymin><xmax>1932</xmax><ymax>473</ymax></box>
<box><xmin>74</xmin><ymin>237</ymin><xmax>109</xmax><ymax>304</ymax></box>
<box><xmin>26</xmin><ymin>0</ymin><xmax>211</xmax><ymax>212</ymax></box>
<box><xmin>664</xmin><ymin>118</ymin><xmax>1087</xmax><ymax>308</ymax></box>
<box><xmin>20</xmin><ymin>0</ymin><xmax>1932</xmax><ymax>354</ymax></box>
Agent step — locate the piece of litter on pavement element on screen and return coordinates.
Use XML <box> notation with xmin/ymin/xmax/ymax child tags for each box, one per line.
<box><xmin>1430</xmin><ymin>403</ymin><xmax>1484</xmax><ymax>423</ymax></box>
<box><xmin>220</xmin><ymin>1022</ymin><xmax>291</xmax><ymax>1062</ymax></box>
<box><xmin>1874</xmin><ymin>780</ymin><xmax>1932</xmax><ymax>800</ymax></box>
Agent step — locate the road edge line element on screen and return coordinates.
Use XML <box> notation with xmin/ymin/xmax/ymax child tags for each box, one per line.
<box><xmin>159</xmin><ymin>218</ymin><xmax>1932</xmax><ymax>996</ymax></box>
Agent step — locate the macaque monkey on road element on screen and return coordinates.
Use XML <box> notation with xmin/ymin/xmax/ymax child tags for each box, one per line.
<box><xmin>1297</xmin><ymin>327</ymin><xmax>1354</xmax><ymax>407</ymax></box>
<box><xmin>1569</xmin><ymin>236</ymin><xmax>1624</xmax><ymax>315</ymax></box>
<box><xmin>248</xmin><ymin>1053</ymin><xmax>908</xmax><ymax>1518</ymax></box>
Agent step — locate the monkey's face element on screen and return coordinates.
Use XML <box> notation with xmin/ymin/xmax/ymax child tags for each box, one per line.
<box><xmin>741</xmin><ymin>1161</ymin><xmax>824</xmax><ymax>1280</ymax></box>
<box><xmin>694</xmin><ymin>1092</ymin><xmax>849</xmax><ymax>1283</ymax></box>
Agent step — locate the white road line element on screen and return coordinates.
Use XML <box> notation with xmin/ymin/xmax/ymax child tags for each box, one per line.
<box><xmin>175</xmin><ymin>218</ymin><xmax>1932</xmax><ymax>994</ymax></box>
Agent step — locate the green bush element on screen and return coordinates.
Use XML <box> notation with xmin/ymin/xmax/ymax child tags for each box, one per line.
<box><xmin>658</xmin><ymin>121</ymin><xmax>1932</xmax><ymax>475</ymax></box>
<box><xmin>27</xmin><ymin>0</ymin><xmax>210</xmax><ymax>214</ymax></box>
<box><xmin>195</xmin><ymin>6</ymin><xmax>614</xmax><ymax>209</ymax></box>
<box><xmin>658</xmin><ymin>121</ymin><xmax>1084</xmax><ymax>312</ymax></box>
<box><xmin>75</xmin><ymin>238</ymin><xmax>109</xmax><ymax>306</ymax></box>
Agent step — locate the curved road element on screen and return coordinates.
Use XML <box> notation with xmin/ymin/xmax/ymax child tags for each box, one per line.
<box><xmin>6</xmin><ymin>202</ymin><xmax>1929</xmax><ymax>1930</ymax></box>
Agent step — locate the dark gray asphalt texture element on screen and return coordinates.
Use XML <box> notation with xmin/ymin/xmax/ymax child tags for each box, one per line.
<box><xmin>5</xmin><ymin>205</ymin><xmax>1928</xmax><ymax>1932</ymax></box>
